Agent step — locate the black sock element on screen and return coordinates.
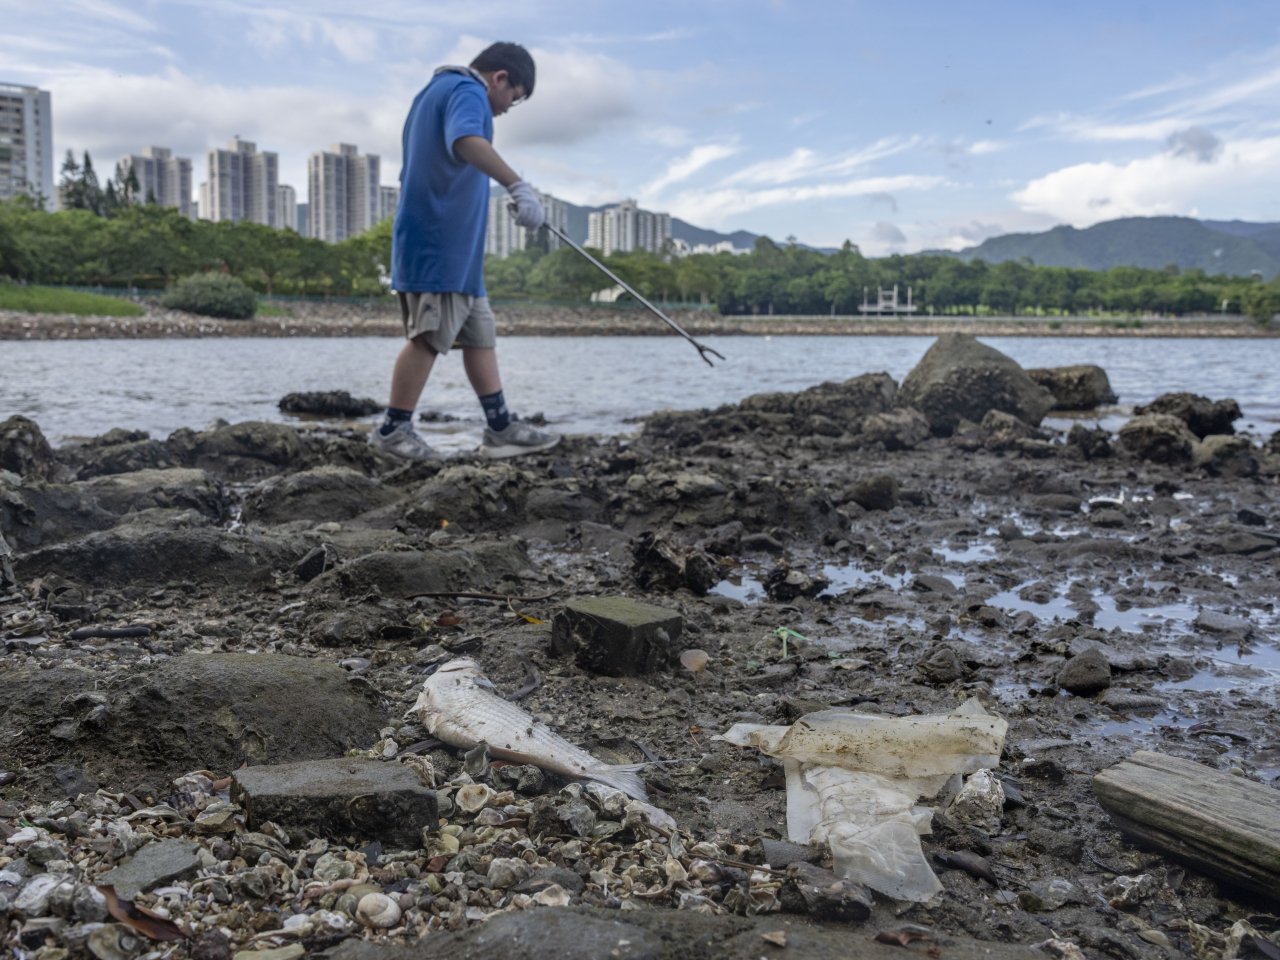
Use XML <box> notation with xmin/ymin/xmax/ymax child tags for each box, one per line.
<box><xmin>379</xmin><ymin>407</ymin><xmax>413</xmax><ymax>436</ymax></box>
<box><xmin>479</xmin><ymin>391</ymin><xmax>511</xmax><ymax>431</ymax></box>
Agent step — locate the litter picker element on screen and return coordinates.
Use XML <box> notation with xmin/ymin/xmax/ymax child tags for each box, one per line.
<box><xmin>540</xmin><ymin>221</ymin><xmax>726</xmax><ymax>368</ymax></box>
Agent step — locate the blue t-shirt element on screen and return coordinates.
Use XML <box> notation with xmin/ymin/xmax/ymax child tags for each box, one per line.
<box><xmin>391</xmin><ymin>69</ymin><xmax>493</xmax><ymax>296</ymax></box>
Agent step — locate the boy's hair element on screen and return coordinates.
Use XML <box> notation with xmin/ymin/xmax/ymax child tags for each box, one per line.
<box><xmin>471</xmin><ymin>42</ymin><xmax>536</xmax><ymax>99</ymax></box>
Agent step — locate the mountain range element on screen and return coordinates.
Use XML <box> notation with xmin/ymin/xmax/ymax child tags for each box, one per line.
<box><xmin>559</xmin><ymin>198</ymin><xmax>1280</xmax><ymax>279</ymax></box>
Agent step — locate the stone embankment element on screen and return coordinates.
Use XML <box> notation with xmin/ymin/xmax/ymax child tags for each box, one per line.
<box><xmin>1</xmin><ymin>299</ymin><xmax>1275</xmax><ymax>339</ymax></box>
<box><xmin>2</xmin><ymin>333</ymin><xmax>1280</xmax><ymax>958</ymax></box>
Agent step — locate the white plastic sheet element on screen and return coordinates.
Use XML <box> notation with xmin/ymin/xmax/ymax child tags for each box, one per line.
<box><xmin>716</xmin><ymin>698</ymin><xmax>1007</xmax><ymax>902</ymax></box>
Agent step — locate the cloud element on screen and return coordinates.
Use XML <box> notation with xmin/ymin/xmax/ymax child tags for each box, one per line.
<box><xmin>871</xmin><ymin>222</ymin><xmax>906</xmax><ymax>246</ymax></box>
<box><xmin>865</xmin><ymin>192</ymin><xmax>898</xmax><ymax>212</ymax></box>
<box><xmin>243</xmin><ymin>9</ymin><xmax>382</xmax><ymax>62</ymax></box>
<box><xmin>722</xmin><ymin>136</ymin><xmax>922</xmax><ymax>187</ymax></box>
<box><xmin>640</xmin><ymin>143</ymin><xmax>739</xmax><ymax>199</ymax></box>
<box><xmin>1010</xmin><ymin>135</ymin><xmax>1280</xmax><ymax>226</ymax></box>
<box><xmin>667</xmin><ymin>174</ymin><xmax>945</xmax><ymax>228</ymax></box>
<box><xmin>1166</xmin><ymin>126</ymin><xmax>1222</xmax><ymax>164</ymax></box>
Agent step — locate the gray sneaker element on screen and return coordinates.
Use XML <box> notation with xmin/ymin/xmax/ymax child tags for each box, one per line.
<box><xmin>481</xmin><ymin>419</ymin><xmax>559</xmax><ymax>459</ymax></box>
<box><xmin>370</xmin><ymin>420</ymin><xmax>442</xmax><ymax>461</ymax></box>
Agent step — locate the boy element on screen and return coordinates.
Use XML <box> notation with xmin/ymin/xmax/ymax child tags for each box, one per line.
<box><xmin>373</xmin><ymin>41</ymin><xmax>558</xmax><ymax>460</ymax></box>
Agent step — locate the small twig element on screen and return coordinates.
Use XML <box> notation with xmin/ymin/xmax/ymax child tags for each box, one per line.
<box><xmin>406</xmin><ymin>589</ymin><xmax>562</xmax><ymax>603</ymax></box>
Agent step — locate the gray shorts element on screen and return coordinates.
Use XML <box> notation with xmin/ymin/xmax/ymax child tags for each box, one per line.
<box><xmin>397</xmin><ymin>291</ymin><xmax>497</xmax><ymax>354</ymax></box>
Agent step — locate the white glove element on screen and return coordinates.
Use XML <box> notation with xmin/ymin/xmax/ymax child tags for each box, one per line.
<box><xmin>507</xmin><ymin>180</ymin><xmax>545</xmax><ymax>230</ymax></box>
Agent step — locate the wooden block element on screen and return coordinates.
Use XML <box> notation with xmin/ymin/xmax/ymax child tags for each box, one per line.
<box><xmin>1093</xmin><ymin>749</ymin><xmax>1280</xmax><ymax>902</ymax></box>
<box><xmin>549</xmin><ymin>596</ymin><xmax>681</xmax><ymax>676</ymax></box>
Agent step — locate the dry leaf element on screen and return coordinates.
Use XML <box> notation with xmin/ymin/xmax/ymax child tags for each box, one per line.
<box><xmin>679</xmin><ymin>648</ymin><xmax>710</xmax><ymax>673</ymax></box>
<box><xmin>761</xmin><ymin>930</ymin><xmax>787</xmax><ymax>947</ymax></box>
<box><xmin>436</xmin><ymin>612</ymin><xmax>464</xmax><ymax>628</ymax></box>
<box><xmin>518</xmin><ymin>613</ymin><xmax>546</xmax><ymax>625</ymax></box>
<box><xmin>99</xmin><ymin>886</ymin><xmax>191</xmax><ymax>942</ymax></box>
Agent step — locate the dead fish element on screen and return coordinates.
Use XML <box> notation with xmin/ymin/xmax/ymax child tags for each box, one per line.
<box><xmin>408</xmin><ymin>657</ymin><xmax>649</xmax><ymax>800</ymax></box>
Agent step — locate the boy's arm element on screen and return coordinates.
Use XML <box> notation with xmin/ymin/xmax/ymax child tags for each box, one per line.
<box><xmin>453</xmin><ymin>136</ymin><xmax>520</xmax><ymax>188</ymax></box>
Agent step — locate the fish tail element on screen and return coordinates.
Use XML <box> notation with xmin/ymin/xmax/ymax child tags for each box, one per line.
<box><xmin>587</xmin><ymin>763</ymin><xmax>648</xmax><ymax>801</ymax></box>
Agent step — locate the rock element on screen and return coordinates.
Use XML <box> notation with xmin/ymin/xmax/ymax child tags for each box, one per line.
<box><xmin>550</xmin><ymin>596</ymin><xmax>682</xmax><ymax>676</ymax></box>
<box><xmin>0</xmin><ymin>415</ymin><xmax>56</xmax><ymax>480</ymax></box>
<box><xmin>241</xmin><ymin>466</ymin><xmax>401</xmax><ymax>524</ymax></box>
<box><xmin>898</xmin><ymin>334</ymin><xmax>1054</xmax><ymax>436</ymax></box>
<box><xmin>178</xmin><ymin>421</ymin><xmax>305</xmax><ymax>479</ymax></box>
<box><xmin>860</xmin><ymin>407</ymin><xmax>931</xmax><ymax>450</ymax></box>
<box><xmin>81</xmin><ymin>468</ymin><xmax>226</xmax><ymax>519</ymax></box>
<box><xmin>781</xmin><ymin>862</ymin><xmax>873</xmax><ymax>923</ymax></box>
<box><xmin>850</xmin><ymin>474</ymin><xmax>898</xmax><ymax>511</ymax></box>
<box><xmin>1066</xmin><ymin>424</ymin><xmax>1112</xmax><ymax>460</ymax></box>
<box><xmin>528</xmin><ymin>797</ymin><xmax>596</xmax><ymax>838</ymax></box>
<box><xmin>1057</xmin><ymin>647</ymin><xmax>1112</xmax><ymax>695</ymax></box>
<box><xmin>631</xmin><ymin>531</ymin><xmax>719</xmax><ymax>594</ymax></box>
<box><xmin>1192</xmin><ymin>435</ymin><xmax>1258</xmax><ymax>477</ymax></box>
<box><xmin>0</xmin><ymin>474</ymin><xmax>117</xmax><ymax>551</ymax></box>
<box><xmin>16</xmin><ymin>524</ymin><xmax>303</xmax><ymax>587</ymax></box>
<box><xmin>98</xmin><ymin>838</ymin><xmax>203</xmax><ymax>899</ymax></box>
<box><xmin>320</xmin><ymin>542</ymin><xmax>529</xmax><ymax>598</ymax></box>
<box><xmin>279</xmin><ymin>391</ymin><xmax>381</xmax><ymax>418</ymax></box>
<box><xmin>1117</xmin><ymin>414</ymin><xmax>1198</xmax><ymax>464</ymax></box>
<box><xmin>232</xmin><ymin>758</ymin><xmax>438</xmax><ymax>849</ymax></box>
<box><xmin>64</xmin><ymin>437</ymin><xmax>175</xmax><ymax>479</ymax></box>
<box><xmin>1135</xmin><ymin>392</ymin><xmax>1241</xmax><ymax>438</ymax></box>
<box><xmin>0</xmin><ymin>654</ymin><xmax>386</xmax><ymax>799</ymax></box>
<box><xmin>1193</xmin><ymin>609</ymin><xmax>1254</xmax><ymax>638</ymax></box>
<box><xmin>947</xmin><ymin>770</ymin><xmax>1005</xmax><ymax>833</ymax></box>
<box><xmin>918</xmin><ymin>645</ymin><xmax>965</xmax><ymax>684</ymax></box>
<box><xmin>763</xmin><ymin>563</ymin><xmax>829</xmax><ymax>601</ymax></box>
<box><xmin>756</xmin><ymin>838</ymin><xmax>824</xmax><ymax>867</ymax></box>
<box><xmin>980</xmin><ymin>410</ymin><xmax>1043</xmax><ymax>451</ymax></box>
<box><xmin>912</xmin><ymin>575</ymin><xmax>958</xmax><ymax>596</ymax></box>
<box><xmin>738</xmin><ymin>372</ymin><xmax>898</xmax><ymax>426</ymax></box>
<box><xmin>1026</xmin><ymin>365</ymin><xmax>1117</xmax><ymax>411</ymax></box>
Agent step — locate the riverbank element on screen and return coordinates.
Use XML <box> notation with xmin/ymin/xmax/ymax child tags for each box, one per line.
<box><xmin>2</xmin><ymin>300</ymin><xmax>1276</xmax><ymax>339</ymax></box>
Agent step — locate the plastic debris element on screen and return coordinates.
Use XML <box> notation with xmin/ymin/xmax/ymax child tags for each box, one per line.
<box><xmin>716</xmin><ymin>698</ymin><xmax>1007</xmax><ymax>902</ymax></box>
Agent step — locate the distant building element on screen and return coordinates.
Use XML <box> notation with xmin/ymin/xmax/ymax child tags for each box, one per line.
<box><xmin>200</xmin><ymin>137</ymin><xmax>278</xmax><ymax>225</ymax></box>
<box><xmin>378</xmin><ymin>185</ymin><xmax>399</xmax><ymax>223</ymax></box>
<box><xmin>587</xmin><ymin>199</ymin><xmax>670</xmax><ymax>256</ymax></box>
<box><xmin>671</xmin><ymin>238</ymin><xmax>749</xmax><ymax>257</ymax></box>
<box><xmin>119</xmin><ymin>146</ymin><xmax>193</xmax><ymax>217</ymax></box>
<box><xmin>276</xmin><ymin>184</ymin><xmax>297</xmax><ymax>232</ymax></box>
<box><xmin>0</xmin><ymin>82</ymin><xmax>54</xmax><ymax>209</ymax></box>
<box><xmin>308</xmin><ymin>143</ymin><xmax>380</xmax><ymax>243</ymax></box>
<box><xmin>296</xmin><ymin>201</ymin><xmax>310</xmax><ymax>238</ymax></box>
<box><xmin>484</xmin><ymin>185</ymin><xmax>570</xmax><ymax>258</ymax></box>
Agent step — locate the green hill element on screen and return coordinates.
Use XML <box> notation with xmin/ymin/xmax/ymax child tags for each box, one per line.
<box><xmin>953</xmin><ymin>216</ymin><xmax>1280</xmax><ymax>279</ymax></box>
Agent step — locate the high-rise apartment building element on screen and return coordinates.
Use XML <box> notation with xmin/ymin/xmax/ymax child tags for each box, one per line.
<box><xmin>200</xmin><ymin>137</ymin><xmax>278</xmax><ymax>225</ymax></box>
<box><xmin>0</xmin><ymin>82</ymin><xmax>54</xmax><ymax>209</ymax></box>
<box><xmin>378</xmin><ymin>185</ymin><xmax>399</xmax><ymax>224</ymax></box>
<box><xmin>276</xmin><ymin>184</ymin><xmax>297</xmax><ymax>232</ymax></box>
<box><xmin>296</xmin><ymin>202</ymin><xmax>310</xmax><ymax>239</ymax></box>
<box><xmin>586</xmin><ymin>199</ymin><xmax>671</xmax><ymax>256</ymax></box>
<box><xmin>484</xmin><ymin>185</ymin><xmax>571</xmax><ymax>259</ymax></box>
<box><xmin>119</xmin><ymin>146</ymin><xmax>193</xmax><ymax>217</ymax></box>
<box><xmin>307</xmin><ymin>143</ymin><xmax>380</xmax><ymax>243</ymax></box>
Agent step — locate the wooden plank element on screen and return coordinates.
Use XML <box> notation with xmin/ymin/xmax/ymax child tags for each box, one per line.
<box><xmin>1093</xmin><ymin>749</ymin><xmax>1280</xmax><ymax>902</ymax></box>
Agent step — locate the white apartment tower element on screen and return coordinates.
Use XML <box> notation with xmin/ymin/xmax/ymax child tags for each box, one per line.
<box><xmin>276</xmin><ymin>184</ymin><xmax>297</xmax><ymax>232</ymax></box>
<box><xmin>0</xmin><ymin>83</ymin><xmax>54</xmax><ymax>209</ymax></box>
<box><xmin>484</xmin><ymin>185</ymin><xmax>571</xmax><ymax>258</ymax></box>
<box><xmin>307</xmin><ymin>143</ymin><xmax>380</xmax><ymax>243</ymax></box>
<box><xmin>201</xmin><ymin>137</ymin><xmax>278</xmax><ymax>225</ymax></box>
<box><xmin>119</xmin><ymin>146</ymin><xmax>193</xmax><ymax>217</ymax></box>
<box><xmin>378</xmin><ymin>185</ymin><xmax>400</xmax><ymax>224</ymax></box>
<box><xmin>586</xmin><ymin>199</ymin><xmax>671</xmax><ymax>256</ymax></box>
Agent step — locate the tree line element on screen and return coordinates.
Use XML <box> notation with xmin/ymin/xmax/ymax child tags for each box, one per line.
<box><xmin>2</xmin><ymin>157</ymin><xmax>1278</xmax><ymax>319</ymax></box>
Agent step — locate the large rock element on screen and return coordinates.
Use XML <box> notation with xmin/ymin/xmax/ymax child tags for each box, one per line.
<box><xmin>859</xmin><ymin>407</ymin><xmax>930</xmax><ymax>450</ymax></box>
<box><xmin>241</xmin><ymin>466</ymin><xmax>401</xmax><ymax>525</ymax></box>
<box><xmin>80</xmin><ymin>468</ymin><xmax>227</xmax><ymax>520</ymax></box>
<box><xmin>0</xmin><ymin>416</ymin><xmax>56</xmax><ymax>480</ymax></box>
<box><xmin>551</xmin><ymin>596</ymin><xmax>682</xmax><ymax>676</ymax></box>
<box><xmin>168</xmin><ymin>421</ymin><xmax>305</xmax><ymax>479</ymax></box>
<box><xmin>737</xmin><ymin>373</ymin><xmax>898</xmax><ymax>426</ymax></box>
<box><xmin>279</xmin><ymin>390</ymin><xmax>381</xmax><ymax>418</ymax></box>
<box><xmin>61</xmin><ymin>430</ymin><xmax>177</xmax><ymax>479</ymax></box>
<box><xmin>0</xmin><ymin>653</ymin><xmax>387</xmax><ymax>799</ymax></box>
<box><xmin>1118</xmin><ymin>414</ymin><xmax>1198</xmax><ymax>464</ymax></box>
<box><xmin>97</xmin><ymin>839</ymin><xmax>203</xmax><ymax>899</ymax></box>
<box><xmin>16</xmin><ymin>522</ymin><xmax>303</xmax><ymax>586</ymax></box>
<box><xmin>1193</xmin><ymin>435</ymin><xmax>1259</xmax><ymax>477</ymax></box>
<box><xmin>1134</xmin><ymin>392</ymin><xmax>1240</xmax><ymax>438</ymax></box>
<box><xmin>233</xmin><ymin>758</ymin><xmax>437</xmax><ymax>849</ymax></box>
<box><xmin>1026</xmin><ymin>365</ymin><xmax>1117</xmax><ymax>411</ymax></box>
<box><xmin>318</xmin><ymin>541</ymin><xmax>530</xmax><ymax>598</ymax></box>
<box><xmin>0</xmin><ymin>475</ymin><xmax>116</xmax><ymax>551</ymax></box>
<box><xmin>898</xmin><ymin>334</ymin><xmax>1054</xmax><ymax>436</ymax></box>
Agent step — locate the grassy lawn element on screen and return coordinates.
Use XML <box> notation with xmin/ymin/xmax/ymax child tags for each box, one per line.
<box><xmin>256</xmin><ymin>300</ymin><xmax>292</xmax><ymax>317</ymax></box>
<box><xmin>0</xmin><ymin>283</ymin><xmax>145</xmax><ymax>317</ymax></box>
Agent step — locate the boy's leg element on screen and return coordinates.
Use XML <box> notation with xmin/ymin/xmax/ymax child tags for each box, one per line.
<box><xmin>391</xmin><ymin>336</ymin><xmax>437</xmax><ymax>410</ymax></box>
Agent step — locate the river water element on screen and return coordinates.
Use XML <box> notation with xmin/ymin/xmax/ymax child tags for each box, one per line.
<box><xmin>4</xmin><ymin>335</ymin><xmax>1278</xmax><ymax>453</ymax></box>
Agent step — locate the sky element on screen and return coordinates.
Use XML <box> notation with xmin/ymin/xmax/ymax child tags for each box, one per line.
<box><xmin>5</xmin><ymin>0</ymin><xmax>1280</xmax><ymax>255</ymax></box>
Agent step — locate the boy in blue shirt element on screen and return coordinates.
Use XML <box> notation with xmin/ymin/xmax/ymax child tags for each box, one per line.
<box><xmin>374</xmin><ymin>41</ymin><xmax>558</xmax><ymax>460</ymax></box>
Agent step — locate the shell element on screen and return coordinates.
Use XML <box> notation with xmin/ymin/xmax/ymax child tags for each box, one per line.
<box><xmin>456</xmin><ymin>783</ymin><xmax>496</xmax><ymax>813</ymax></box>
<box><xmin>86</xmin><ymin>924</ymin><xmax>143</xmax><ymax>960</ymax></box>
<box><xmin>486</xmin><ymin>857</ymin><xmax>531</xmax><ymax>889</ymax></box>
<box><xmin>532</xmin><ymin>883</ymin><xmax>572</xmax><ymax>907</ymax></box>
<box><xmin>355</xmin><ymin>891</ymin><xmax>402</xmax><ymax>929</ymax></box>
<box><xmin>679</xmin><ymin>649</ymin><xmax>711</xmax><ymax>673</ymax></box>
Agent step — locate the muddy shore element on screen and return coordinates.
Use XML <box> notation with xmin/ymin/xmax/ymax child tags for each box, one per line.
<box><xmin>1</xmin><ymin>334</ymin><xmax>1279</xmax><ymax>959</ymax></box>
<box><xmin>2</xmin><ymin>300</ymin><xmax>1276</xmax><ymax>340</ymax></box>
